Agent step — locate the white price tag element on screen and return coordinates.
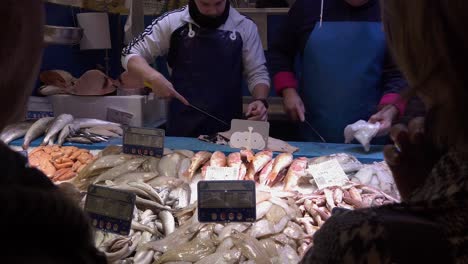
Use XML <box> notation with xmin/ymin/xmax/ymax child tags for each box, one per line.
<box><xmin>205</xmin><ymin>167</ymin><xmax>239</xmax><ymax>181</ymax></box>
<box><xmin>307</xmin><ymin>159</ymin><xmax>348</xmax><ymax>189</ymax></box>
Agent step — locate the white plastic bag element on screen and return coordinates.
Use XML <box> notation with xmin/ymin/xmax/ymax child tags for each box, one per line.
<box><xmin>344</xmin><ymin>120</ymin><xmax>380</xmax><ymax>152</ymax></box>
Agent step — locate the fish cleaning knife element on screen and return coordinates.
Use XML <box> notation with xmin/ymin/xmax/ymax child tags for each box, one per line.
<box><xmin>144</xmin><ymin>81</ymin><xmax>230</xmax><ymax>127</ymax></box>
<box><xmin>303</xmin><ymin>119</ymin><xmax>326</xmax><ymax>143</ymax></box>
<box><xmin>188</xmin><ymin>104</ymin><xmax>230</xmax><ymax>127</ymax></box>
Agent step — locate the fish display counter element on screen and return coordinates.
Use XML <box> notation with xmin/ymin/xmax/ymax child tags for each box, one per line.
<box><xmin>9</xmin><ymin>135</ymin><xmax>384</xmax><ymax>161</ymax></box>
<box><xmin>2</xmin><ymin>118</ymin><xmax>397</xmax><ymax>263</ymax></box>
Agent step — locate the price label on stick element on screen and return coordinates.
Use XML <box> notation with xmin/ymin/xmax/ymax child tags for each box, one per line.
<box><xmin>122</xmin><ymin>126</ymin><xmax>165</xmax><ymax>158</ymax></box>
<box><xmin>198</xmin><ymin>180</ymin><xmax>256</xmax><ymax>223</ymax></box>
<box><xmin>308</xmin><ymin>159</ymin><xmax>348</xmax><ymax>189</ymax></box>
<box><xmin>85</xmin><ymin>185</ymin><xmax>136</xmax><ymax>236</ymax></box>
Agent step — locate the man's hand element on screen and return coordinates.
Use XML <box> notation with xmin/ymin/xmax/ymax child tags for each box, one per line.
<box><xmin>282</xmin><ymin>88</ymin><xmax>305</xmax><ymax>122</ymax></box>
<box><xmin>369</xmin><ymin>104</ymin><xmax>399</xmax><ymax>136</ymax></box>
<box><xmin>147</xmin><ymin>72</ymin><xmax>189</xmax><ymax>105</ymax></box>
<box><xmin>383</xmin><ymin>117</ymin><xmax>441</xmax><ymax>201</ymax></box>
<box><xmin>246</xmin><ymin>100</ymin><xmax>268</xmax><ymax>121</ymax></box>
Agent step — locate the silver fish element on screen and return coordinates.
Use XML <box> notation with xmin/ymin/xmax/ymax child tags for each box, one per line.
<box><xmin>66</xmin><ymin>137</ymin><xmax>92</xmax><ymax>144</ymax></box>
<box><xmin>22</xmin><ymin>117</ymin><xmax>54</xmax><ymax>149</ymax></box>
<box><xmin>85</xmin><ymin>127</ymin><xmax>120</xmax><ymax>138</ymax></box>
<box><xmin>57</xmin><ymin>123</ymin><xmax>73</xmax><ymax>146</ymax></box>
<box><xmin>93</xmin><ymin>157</ymin><xmax>147</xmax><ymax>183</ymax></box>
<box><xmin>72</xmin><ymin>118</ymin><xmax>121</xmax><ymax>129</ymax></box>
<box><xmin>48</xmin><ymin>133</ymin><xmax>57</xmax><ymax>145</ymax></box>
<box><xmin>0</xmin><ymin>121</ymin><xmax>34</xmax><ymax>144</ymax></box>
<box><xmin>42</xmin><ymin>114</ymin><xmax>73</xmax><ymax>145</ymax></box>
<box><xmin>159</xmin><ymin>210</ymin><xmax>175</xmax><ymax>236</ymax></box>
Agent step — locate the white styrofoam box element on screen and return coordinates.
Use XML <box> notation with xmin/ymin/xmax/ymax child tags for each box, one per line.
<box><xmin>49</xmin><ymin>94</ymin><xmax>167</xmax><ymax>127</ymax></box>
<box><xmin>27</xmin><ymin>96</ymin><xmax>54</xmax><ymax>119</ymax></box>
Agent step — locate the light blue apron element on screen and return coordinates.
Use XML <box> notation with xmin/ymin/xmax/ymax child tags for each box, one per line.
<box><xmin>300</xmin><ymin>22</ymin><xmax>386</xmax><ymax>143</ymax></box>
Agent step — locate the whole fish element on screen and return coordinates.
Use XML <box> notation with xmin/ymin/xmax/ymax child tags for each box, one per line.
<box><xmin>91</xmin><ymin>125</ymin><xmax>123</xmax><ymax>135</ymax></box>
<box><xmin>66</xmin><ymin>137</ymin><xmax>92</xmax><ymax>144</ymax></box>
<box><xmin>42</xmin><ymin>114</ymin><xmax>73</xmax><ymax>145</ymax></box>
<box><xmin>48</xmin><ymin>133</ymin><xmax>58</xmax><ymax>145</ymax></box>
<box><xmin>0</xmin><ymin>121</ymin><xmax>34</xmax><ymax>144</ymax></box>
<box><xmin>159</xmin><ymin>210</ymin><xmax>175</xmax><ymax>236</ymax></box>
<box><xmin>183</xmin><ymin>151</ymin><xmax>212</xmax><ymax>180</ymax></box>
<box><xmin>22</xmin><ymin>117</ymin><xmax>54</xmax><ymax>149</ymax></box>
<box><xmin>245</xmin><ymin>150</ymin><xmax>273</xmax><ymax>181</ymax></box>
<box><xmin>93</xmin><ymin>157</ymin><xmax>147</xmax><ymax>183</ymax></box>
<box><xmin>284</xmin><ymin>157</ymin><xmax>308</xmax><ymax>191</ymax></box>
<box><xmin>265</xmin><ymin>153</ymin><xmax>293</xmax><ymax>187</ymax></box>
<box><xmin>85</xmin><ymin>127</ymin><xmax>120</xmax><ymax>138</ymax></box>
<box><xmin>57</xmin><ymin>123</ymin><xmax>73</xmax><ymax>146</ymax></box>
<box><xmin>72</xmin><ymin>118</ymin><xmax>120</xmax><ymax>129</ymax></box>
<box><xmin>259</xmin><ymin>160</ymin><xmax>274</xmax><ymax>185</ymax></box>
<box><xmin>155</xmin><ymin>229</ymin><xmax>217</xmax><ymax>263</ymax></box>
<box><xmin>209</xmin><ymin>151</ymin><xmax>226</xmax><ymax>167</ymax></box>
<box><xmin>227</xmin><ymin>152</ymin><xmax>244</xmax><ymax>180</ymax></box>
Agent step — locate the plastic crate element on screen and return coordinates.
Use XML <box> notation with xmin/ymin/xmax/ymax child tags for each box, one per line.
<box><xmin>49</xmin><ymin>94</ymin><xmax>167</xmax><ymax>127</ymax></box>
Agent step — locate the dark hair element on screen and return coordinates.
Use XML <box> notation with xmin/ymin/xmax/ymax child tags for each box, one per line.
<box><xmin>0</xmin><ymin>0</ymin><xmax>44</xmax><ymax>129</ymax></box>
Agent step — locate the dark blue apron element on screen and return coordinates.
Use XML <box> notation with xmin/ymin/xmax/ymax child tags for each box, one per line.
<box><xmin>166</xmin><ymin>24</ymin><xmax>243</xmax><ymax>137</ymax></box>
<box><xmin>300</xmin><ymin>22</ymin><xmax>385</xmax><ymax>143</ymax></box>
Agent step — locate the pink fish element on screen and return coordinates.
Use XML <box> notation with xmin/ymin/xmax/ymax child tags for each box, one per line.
<box><xmin>265</xmin><ymin>153</ymin><xmax>293</xmax><ymax>187</ymax></box>
<box><xmin>210</xmin><ymin>151</ymin><xmax>227</xmax><ymax>167</ymax></box>
<box><xmin>245</xmin><ymin>150</ymin><xmax>273</xmax><ymax>181</ymax></box>
<box><xmin>227</xmin><ymin>152</ymin><xmax>245</xmax><ymax>180</ymax></box>
<box><xmin>284</xmin><ymin>157</ymin><xmax>308</xmax><ymax>191</ymax></box>
<box><xmin>183</xmin><ymin>151</ymin><xmax>212</xmax><ymax>179</ymax></box>
<box><xmin>259</xmin><ymin>160</ymin><xmax>274</xmax><ymax>185</ymax></box>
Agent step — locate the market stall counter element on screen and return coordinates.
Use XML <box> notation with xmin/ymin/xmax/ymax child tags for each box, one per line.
<box><xmin>9</xmin><ymin>136</ymin><xmax>384</xmax><ymax>163</ymax></box>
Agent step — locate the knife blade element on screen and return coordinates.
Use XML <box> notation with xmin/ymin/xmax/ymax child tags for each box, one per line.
<box><xmin>144</xmin><ymin>81</ymin><xmax>229</xmax><ymax>127</ymax></box>
<box><xmin>189</xmin><ymin>104</ymin><xmax>230</xmax><ymax>127</ymax></box>
<box><xmin>304</xmin><ymin>119</ymin><xmax>326</xmax><ymax>143</ymax></box>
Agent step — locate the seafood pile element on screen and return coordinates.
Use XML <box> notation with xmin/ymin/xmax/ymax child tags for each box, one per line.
<box><xmin>95</xmin><ymin>208</ymin><xmax>173</xmax><ymax>264</ymax></box>
<box><xmin>66</xmin><ymin>147</ymin><xmax>400</xmax><ymax>263</ymax></box>
<box><xmin>310</xmin><ymin>154</ymin><xmax>399</xmax><ymax>198</ymax></box>
<box><xmin>136</xmin><ymin>183</ymin><xmax>398</xmax><ymax>264</ymax></box>
<box><xmin>0</xmin><ymin>114</ymin><xmax>122</xmax><ymax>147</ymax></box>
<box><xmin>28</xmin><ymin>145</ymin><xmax>94</xmax><ymax>182</ymax></box>
<box><xmin>349</xmin><ymin>161</ymin><xmax>399</xmax><ymax>199</ymax></box>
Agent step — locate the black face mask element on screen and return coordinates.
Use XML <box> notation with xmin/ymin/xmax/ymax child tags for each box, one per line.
<box><xmin>189</xmin><ymin>0</ymin><xmax>230</xmax><ymax>29</ymax></box>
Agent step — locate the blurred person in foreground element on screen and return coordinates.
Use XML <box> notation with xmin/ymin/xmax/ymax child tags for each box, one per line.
<box><xmin>301</xmin><ymin>0</ymin><xmax>468</xmax><ymax>263</ymax></box>
<box><xmin>0</xmin><ymin>1</ymin><xmax>106</xmax><ymax>263</ymax></box>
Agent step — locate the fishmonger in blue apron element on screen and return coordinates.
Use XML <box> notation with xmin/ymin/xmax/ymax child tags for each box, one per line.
<box><xmin>122</xmin><ymin>0</ymin><xmax>270</xmax><ymax>137</ymax></box>
<box><xmin>270</xmin><ymin>0</ymin><xmax>407</xmax><ymax>143</ymax></box>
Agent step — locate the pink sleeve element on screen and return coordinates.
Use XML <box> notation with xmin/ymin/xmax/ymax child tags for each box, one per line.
<box><xmin>273</xmin><ymin>71</ymin><xmax>298</xmax><ymax>95</ymax></box>
<box><xmin>379</xmin><ymin>93</ymin><xmax>407</xmax><ymax>117</ymax></box>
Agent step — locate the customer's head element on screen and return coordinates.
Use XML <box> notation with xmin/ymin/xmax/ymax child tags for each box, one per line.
<box><xmin>0</xmin><ymin>0</ymin><xmax>44</xmax><ymax>130</ymax></box>
<box><xmin>1</xmin><ymin>185</ymin><xmax>106</xmax><ymax>263</ymax></box>
<box><xmin>381</xmin><ymin>0</ymin><xmax>468</xmax><ymax>149</ymax></box>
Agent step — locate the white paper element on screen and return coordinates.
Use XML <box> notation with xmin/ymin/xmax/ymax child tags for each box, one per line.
<box><xmin>307</xmin><ymin>159</ymin><xmax>348</xmax><ymax>189</ymax></box>
<box><xmin>205</xmin><ymin>166</ymin><xmax>239</xmax><ymax>181</ymax></box>
<box><xmin>77</xmin><ymin>12</ymin><xmax>112</xmax><ymax>50</ymax></box>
